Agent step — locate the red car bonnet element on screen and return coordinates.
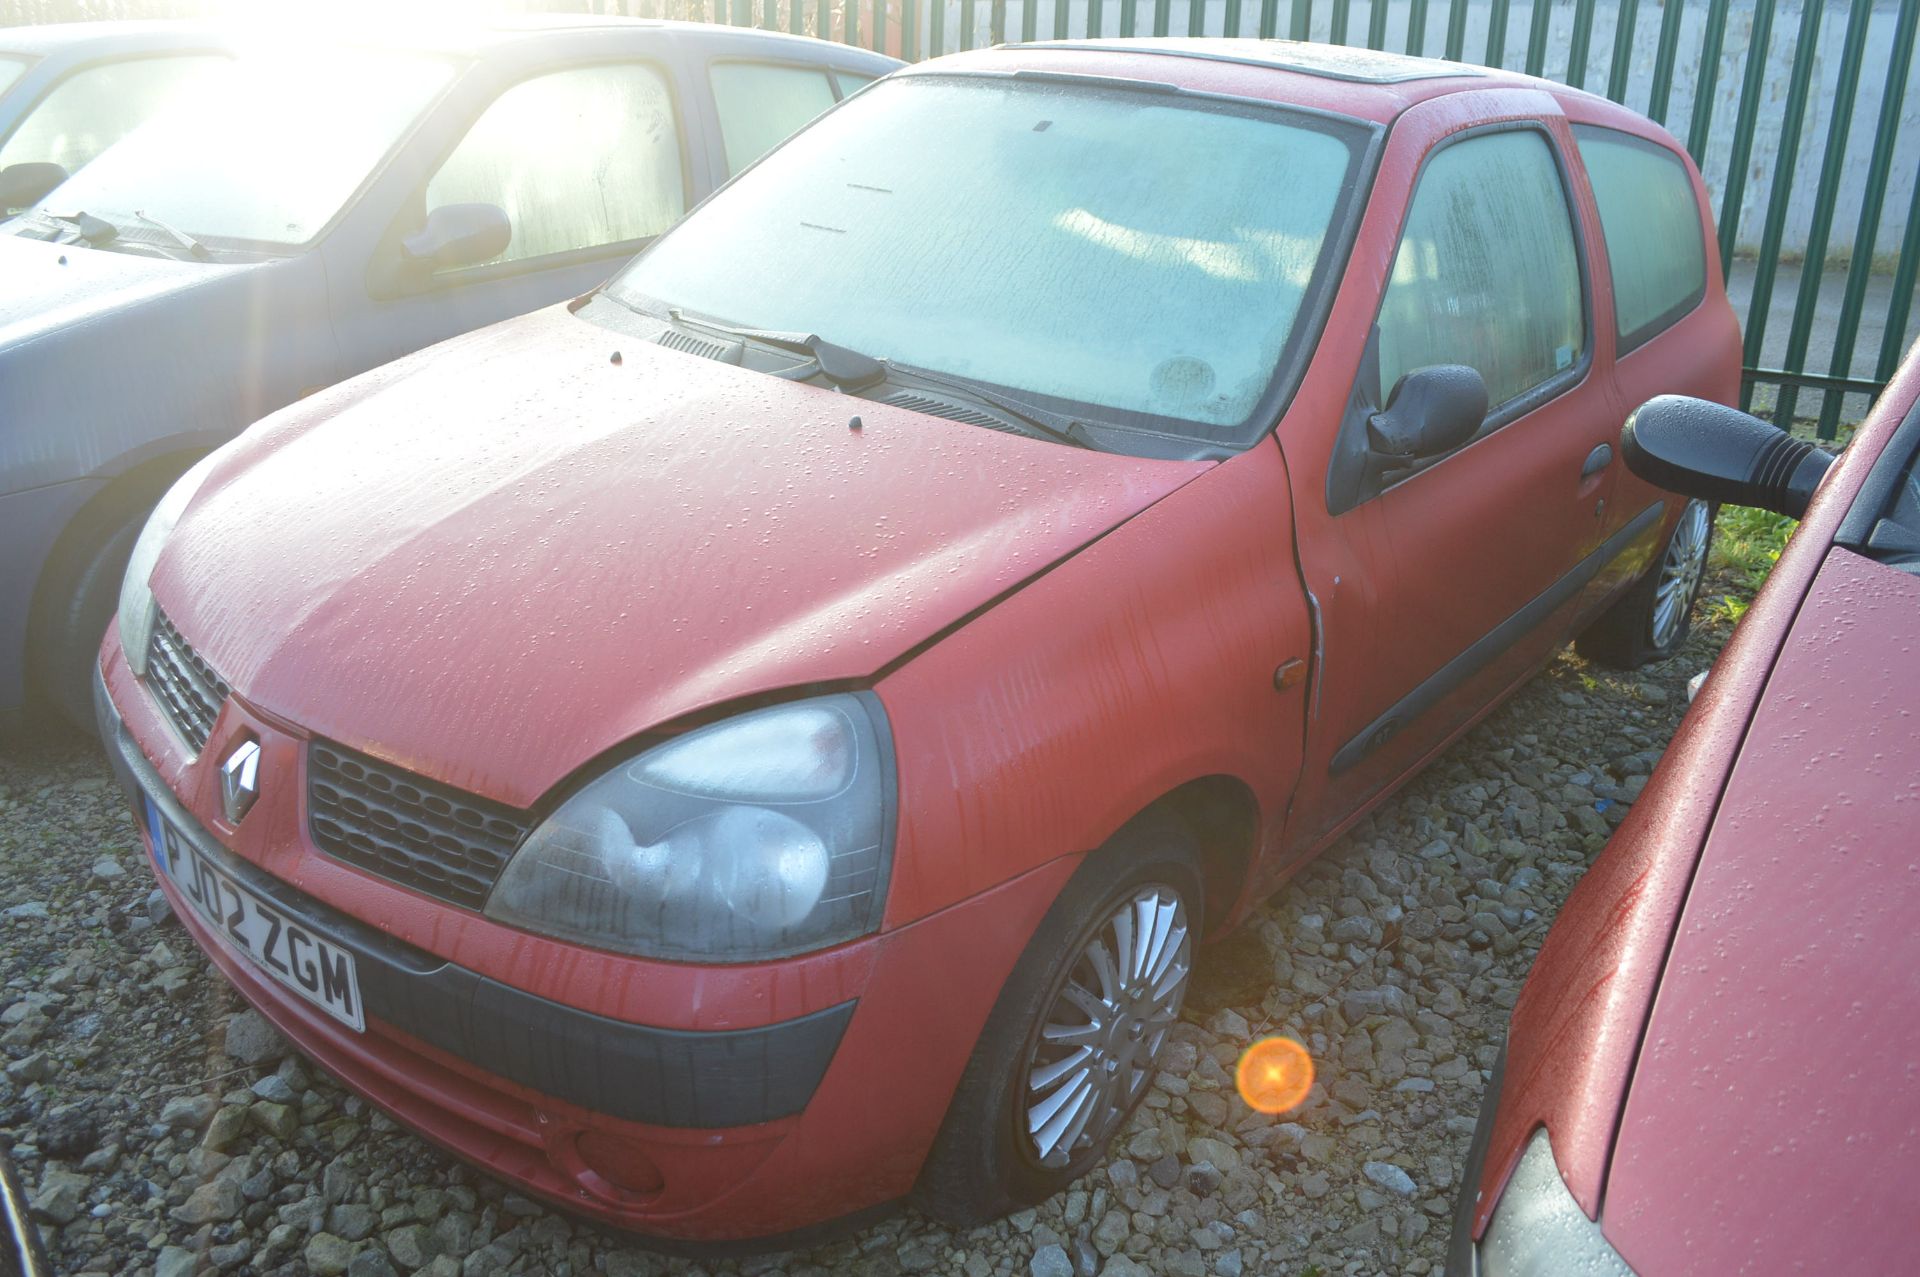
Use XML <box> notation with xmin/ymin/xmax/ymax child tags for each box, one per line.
<box><xmin>149</xmin><ymin>305</ymin><xmax>1206</xmax><ymax>807</ymax></box>
<box><xmin>1602</xmin><ymin>542</ymin><xmax>1920</xmax><ymax>1271</ymax></box>
<box><xmin>1473</xmin><ymin>348</ymin><xmax>1920</xmax><ymax>1234</ymax></box>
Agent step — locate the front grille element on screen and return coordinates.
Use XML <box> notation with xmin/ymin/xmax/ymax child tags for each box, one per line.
<box><xmin>146</xmin><ymin>613</ymin><xmax>229</xmax><ymax>753</ymax></box>
<box><xmin>308</xmin><ymin>742</ymin><xmax>531</xmax><ymax>911</ymax></box>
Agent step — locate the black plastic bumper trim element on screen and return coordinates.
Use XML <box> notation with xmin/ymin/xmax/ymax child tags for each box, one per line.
<box><xmin>95</xmin><ymin>671</ymin><xmax>856</xmax><ymax>1130</ymax></box>
<box><xmin>1444</xmin><ymin>1044</ymin><xmax>1506</xmax><ymax>1277</ymax></box>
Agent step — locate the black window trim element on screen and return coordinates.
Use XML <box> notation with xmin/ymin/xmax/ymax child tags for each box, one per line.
<box><xmin>382</xmin><ymin>53</ymin><xmax>697</xmax><ymax>295</ymax></box>
<box><xmin>1325</xmin><ymin>117</ymin><xmax>1597</xmax><ymax>515</ymax></box>
<box><xmin>1572</xmin><ymin>121</ymin><xmax>1710</xmax><ymax>358</ymax></box>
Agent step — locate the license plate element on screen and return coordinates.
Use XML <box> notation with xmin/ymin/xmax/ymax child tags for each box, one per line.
<box><xmin>148</xmin><ymin>808</ymin><xmax>365</xmax><ymax>1033</ymax></box>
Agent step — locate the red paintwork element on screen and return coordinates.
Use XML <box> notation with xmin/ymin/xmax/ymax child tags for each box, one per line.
<box><xmin>1472</xmin><ymin>346</ymin><xmax>1920</xmax><ymax>1243</ymax></box>
<box><xmin>103</xmin><ymin>41</ymin><xmax>1743</xmax><ymax>1241</ymax></box>
<box><xmin>1605</xmin><ymin>546</ymin><xmax>1920</xmax><ymax>1272</ymax></box>
<box><xmin>153</xmin><ymin>307</ymin><xmax>1206</xmax><ymax>811</ymax></box>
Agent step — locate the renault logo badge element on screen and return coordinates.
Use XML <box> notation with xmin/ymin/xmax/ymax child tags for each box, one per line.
<box><xmin>220</xmin><ymin>739</ymin><xmax>261</xmax><ymax>824</ymax></box>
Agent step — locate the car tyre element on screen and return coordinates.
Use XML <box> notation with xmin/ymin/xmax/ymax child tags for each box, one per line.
<box><xmin>914</xmin><ymin>812</ymin><xmax>1202</xmax><ymax>1228</ymax></box>
<box><xmin>1576</xmin><ymin>499</ymin><xmax>1716</xmax><ymax>670</ymax></box>
<box><xmin>27</xmin><ymin>483</ymin><xmax>170</xmax><ymax>731</ymax></box>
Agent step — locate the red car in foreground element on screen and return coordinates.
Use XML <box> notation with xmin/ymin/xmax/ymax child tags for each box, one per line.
<box><xmin>1450</xmin><ymin>348</ymin><xmax>1920</xmax><ymax>1273</ymax></box>
<box><xmin>97</xmin><ymin>40</ymin><xmax>1736</xmax><ymax>1244</ymax></box>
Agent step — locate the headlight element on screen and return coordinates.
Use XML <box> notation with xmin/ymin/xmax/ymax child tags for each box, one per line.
<box><xmin>1477</xmin><ymin>1130</ymin><xmax>1634</xmax><ymax>1276</ymax></box>
<box><xmin>485</xmin><ymin>692</ymin><xmax>896</xmax><ymax>962</ymax></box>
<box><xmin>117</xmin><ymin>449</ymin><xmax>227</xmax><ymax>676</ymax></box>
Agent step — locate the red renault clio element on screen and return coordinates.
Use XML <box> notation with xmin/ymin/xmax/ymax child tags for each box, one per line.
<box><xmin>96</xmin><ymin>39</ymin><xmax>1737</xmax><ymax>1243</ymax></box>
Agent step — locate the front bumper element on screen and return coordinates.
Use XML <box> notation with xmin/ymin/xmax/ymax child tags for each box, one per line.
<box><xmin>96</xmin><ymin>645</ymin><xmax>1075</xmax><ymax>1243</ymax></box>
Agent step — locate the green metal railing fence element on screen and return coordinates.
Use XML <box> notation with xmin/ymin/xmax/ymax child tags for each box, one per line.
<box><xmin>6</xmin><ymin>0</ymin><xmax>1917</xmax><ymax>437</ymax></box>
<box><xmin>604</xmin><ymin>0</ymin><xmax>1920</xmax><ymax>438</ymax></box>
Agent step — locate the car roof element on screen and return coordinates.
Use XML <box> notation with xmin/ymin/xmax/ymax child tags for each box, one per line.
<box><xmin>331</xmin><ymin>16</ymin><xmax>898</xmax><ymax>67</ymax></box>
<box><xmin>900</xmin><ymin>37</ymin><xmax>1613</xmax><ymax>126</ymax></box>
<box><xmin>0</xmin><ymin>20</ymin><xmax>230</xmax><ymax>59</ymax></box>
<box><xmin>0</xmin><ymin>18</ymin><xmax>899</xmax><ymax>73</ymax></box>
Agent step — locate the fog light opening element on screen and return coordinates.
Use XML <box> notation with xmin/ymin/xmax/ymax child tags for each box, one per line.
<box><xmin>572</xmin><ymin>1131</ymin><xmax>666</xmax><ymax>1201</ymax></box>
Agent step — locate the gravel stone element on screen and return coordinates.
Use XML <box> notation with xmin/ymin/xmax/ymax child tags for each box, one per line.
<box><xmin>154</xmin><ymin>1246</ymin><xmax>197</xmax><ymax>1277</ymax></box>
<box><xmin>29</xmin><ymin>1167</ymin><xmax>87</xmax><ymax>1224</ymax></box>
<box><xmin>222</xmin><ymin>1010</ymin><xmax>284</xmax><ymax>1064</ymax></box>
<box><xmin>1364</xmin><ymin>1161</ymin><xmax>1419</xmax><ymax>1197</ymax></box>
<box><xmin>1032</xmin><ymin>1243</ymin><xmax>1075</xmax><ymax>1277</ymax></box>
<box><xmin>306</xmin><ymin>1232</ymin><xmax>355</xmax><ymax>1276</ymax></box>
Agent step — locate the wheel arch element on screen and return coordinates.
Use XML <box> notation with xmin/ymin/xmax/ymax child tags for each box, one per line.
<box><xmin>1105</xmin><ymin>773</ymin><xmax>1264</xmax><ymax>938</ymax></box>
<box><xmin>26</xmin><ymin>446</ymin><xmax>209</xmax><ymax>672</ymax></box>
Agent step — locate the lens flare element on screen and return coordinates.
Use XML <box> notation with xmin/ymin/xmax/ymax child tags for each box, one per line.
<box><xmin>1235</xmin><ymin>1036</ymin><xmax>1314</xmax><ymax>1114</ymax></box>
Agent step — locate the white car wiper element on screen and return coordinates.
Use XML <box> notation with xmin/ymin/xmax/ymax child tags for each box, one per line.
<box><xmin>131</xmin><ymin>209</ymin><xmax>211</xmax><ymax>261</ymax></box>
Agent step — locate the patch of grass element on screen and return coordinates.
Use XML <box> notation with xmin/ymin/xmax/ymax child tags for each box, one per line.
<box><xmin>1710</xmin><ymin>504</ymin><xmax>1796</xmax><ymax>596</ymax></box>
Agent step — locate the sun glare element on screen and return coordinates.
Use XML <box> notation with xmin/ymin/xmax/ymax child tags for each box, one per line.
<box><xmin>1235</xmin><ymin>1036</ymin><xmax>1315</xmax><ymax>1114</ymax></box>
<box><xmin>204</xmin><ymin>0</ymin><xmax>519</xmax><ymax>47</ymax></box>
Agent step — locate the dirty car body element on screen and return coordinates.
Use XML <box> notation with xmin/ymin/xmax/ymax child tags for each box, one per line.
<box><xmin>98</xmin><ymin>40</ymin><xmax>1738</xmax><ymax>1243</ymax></box>
<box><xmin>0</xmin><ymin>18</ymin><xmax>897</xmax><ymax>724</ymax></box>
<box><xmin>1451</xmin><ymin>346</ymin><xmax>1920</xmax><ymax>1274</ymax></box>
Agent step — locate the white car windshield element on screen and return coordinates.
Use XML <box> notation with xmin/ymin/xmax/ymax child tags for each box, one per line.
<box><xmin>29</xmin><ymin>47</ymin><xmax>456</xmax><ymax>248</ymax></box>
<box><xmin>610</xmin><ymin>75</ymin><xmax>1368</xmax><ymax>439</ymax></box>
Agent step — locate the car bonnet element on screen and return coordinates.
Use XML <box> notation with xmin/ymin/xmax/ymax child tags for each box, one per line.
<box><xmin>150</xmin><ymin>304</ymin><xmax>1209</xmax><ymax>808</ymax></box>
<box><xmin>1601</xmin><ymin>542</ymin><xmax>1920</xmax><ymax>1272</ymax></box>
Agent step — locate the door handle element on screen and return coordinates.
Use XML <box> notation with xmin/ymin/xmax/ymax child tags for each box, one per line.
<box><xmin>1580</xmin><ymin>443</ymin><xmax>1613</xmax><ymax>479</ymax></box>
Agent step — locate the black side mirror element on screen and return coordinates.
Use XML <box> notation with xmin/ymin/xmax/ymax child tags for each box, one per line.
<box><xmin>1367</xmin><ymin>365</ymin><xmax>1489</xmax><ymax>461</ymax></box>
<box><xmin>0</xmin><ymin>161</ymin><xmax>68</xmax><ymax>212</ymax></box>
<box><xmin>1622</xmin><ymin>395</ymin><xmax>1834</xmax><ymax>519</ymax></box>
<box><xmin>401</xmin><ymin>203</ymin><xmax>510</xmax><ymax>273</ymax></box>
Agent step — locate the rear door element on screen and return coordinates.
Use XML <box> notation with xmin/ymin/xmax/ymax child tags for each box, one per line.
<box><xmin>1275</xmin><ymin>90</ymin><xmax>1623</xmax><ymax>848</ymax></box>
<box><xmin>1565</xmin><ymin>119</ymin><xmax>1743</xmax><ymax>612</ymax></box>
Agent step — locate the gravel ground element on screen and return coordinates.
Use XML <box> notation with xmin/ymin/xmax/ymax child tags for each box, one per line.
<box><xmin>0</xmin><ymin>596</ymin><xmax>1735</xmax><ymax>1277</ymax></box>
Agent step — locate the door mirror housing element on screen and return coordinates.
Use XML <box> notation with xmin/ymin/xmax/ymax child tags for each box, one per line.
<box><xmin>400</xmin><ymin>203</ymin><xmax>510</xmax><ymax>273</ymax></box>
<box><xmin>1367</xmin><ymin>365</ymin><xmax>1489</xmax><ymax>461</ymax></box>
<box><xmin>0</xmin><ymin>162</ymin><xmax>68</xmax><ymax>212</ymax></box>
<box><xmin>1621</xmin><ymin>395</ymin><xmax>1835</xmax><ymax>519</ymax></box>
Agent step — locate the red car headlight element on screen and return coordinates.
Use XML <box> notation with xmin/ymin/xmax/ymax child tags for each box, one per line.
<box><xmin>484</xmin><ymin>692</ymin><xmax>895</xmax><ymax>962</ymax></box>
<box><xmin>1478</xmin><ymin>1130</ymin><xmax>1633</xmax><ymax>1276</ymax></box>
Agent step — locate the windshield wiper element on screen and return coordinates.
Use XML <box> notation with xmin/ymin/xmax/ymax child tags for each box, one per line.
<box><xmin>131</xmin><ymin>209</ymin><xmax>210</xmax><ymax>261</ymax></box>
<box><xmin>668</xmin><ymin>309</ymin><xmax>883</xmax><ymax>391</ymax></box>
<box><xmin>666</xmin><ymin>309</ymin><xmax>1092</xmax><ymax>449</ymax></box>
<box><xmin>22</xmin><ymin>210</ymin><xmax>119</xmax><ymax>246</ymax></box>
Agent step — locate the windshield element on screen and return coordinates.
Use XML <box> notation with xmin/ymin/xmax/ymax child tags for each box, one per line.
<box><xmin>609</xmin><ymin>76</ymin><xmax>1367</xmax><ymax>442</ymax></box>
<box><xmin>0</xmin><ymin>55</ymin><xmax>27</xmax><ymax>99</ymax></box>
<box><xmin>29</xmin><ymin>47</ymin><xmax>456</xmax><ymax>248</ymax></box>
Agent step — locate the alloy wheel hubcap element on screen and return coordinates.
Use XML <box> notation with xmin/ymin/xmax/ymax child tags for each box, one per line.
<box><xmin>1023</xmin><ymin>884</ymin><xmax>1192</xmax><ymax>1170</ymax></box>
<box><xmin>1651</xmin><ymin>499</ymin><xmax>1711</xmax><ymax>649</ymax></box>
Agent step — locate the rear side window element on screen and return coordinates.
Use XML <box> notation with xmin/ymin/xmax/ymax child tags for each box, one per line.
<box><xmin>0</xmin><ymin>56</ymin><xmax>28</xmax><ymax>99</ymax></box>
<box><xmin>427</xmin><ymin>62</ymin><xmax>686</xmax><ymax>268</ymax></box>
<box><xmin>1575</xmin><ymin>125</ymin><xmax>1708</xmax><ymax>352</ymax></box>
<box><xmin>0</xmin><ymin>54</ymin><xmax>226</xmax><ymax>176</ymax></box>
<box><xmin>1376</xmin><ymin>129</ymin><xmax>1585</xmax><ymax>414</ymax></box>
<box><xmin>709</xmin><ymin>62</ymin><xmax>837</xmax><ymax>175</ymax></box>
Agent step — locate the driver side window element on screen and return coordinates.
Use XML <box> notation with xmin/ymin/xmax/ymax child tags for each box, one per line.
<box><xmin>425</xmin><ymin>62</ymin><xmax>686</xmax><ymax>269</ymax></box>
<box><xmin>1376</xmin><ymin>129</ymin><xmax>1585</xmax><ymax>415</ymax></box>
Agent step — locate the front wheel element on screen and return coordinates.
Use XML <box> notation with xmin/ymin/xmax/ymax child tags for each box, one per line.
<box><xmin>1576</xmin><ymin>498</ymin><xmax>1715</xmax><ymax>670</ymax></box>
<box><xmin>913</xmin><ymin>815</ymin><xmax>1200</xmax><ymax>1227</ymax></box>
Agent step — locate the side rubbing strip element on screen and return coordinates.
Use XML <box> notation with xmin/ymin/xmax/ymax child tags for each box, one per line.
<box><xmin>1329</xmin><ymin>503</ymin><xmax>1665</xmax><ymax>775</ymax></box>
